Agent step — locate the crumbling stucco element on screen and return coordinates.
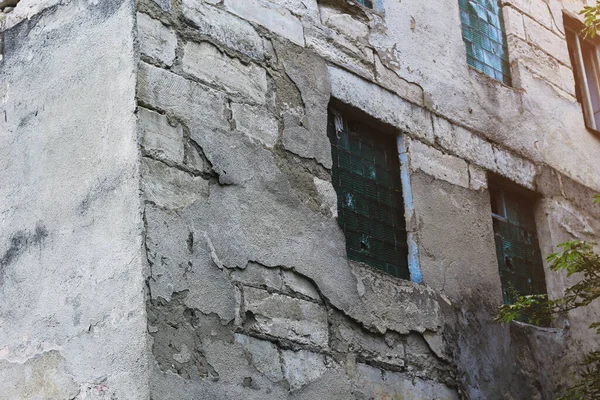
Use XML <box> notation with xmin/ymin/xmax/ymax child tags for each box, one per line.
<box><xmin>2</xmin><ymin>0</ymin><xmax>600</xmax><ymax>398</ymax></box>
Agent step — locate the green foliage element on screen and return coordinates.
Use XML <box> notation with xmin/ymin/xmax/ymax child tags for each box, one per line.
<box><xmin>496</xmin><ymin>197</ymin><xmax>600</xmax><ymax>399</ymax></box>
<box><xmin>581</xmin><ymin>3</ymin><xmax>600</xmax><ymax>38</ymax></box>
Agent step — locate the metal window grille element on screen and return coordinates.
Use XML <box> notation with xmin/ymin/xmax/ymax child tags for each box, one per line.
<box><xmin>354</xmin><ymin>0</ymin><xmax>373</xmax><ymax>8</ymax></box>
<box><xmin>327</xmin><ymin>110</ymin><xmax>410</xmax><ymax>280</ymax></box>
<box><xmin>490</xmin><ymin>183</ymin><xmax>547</xmax><ymax>305</ymax></box>
<box><xmin>459</xmin><ymin>0</ymin><xmax>511</xmax><ymax>85</ymax></box>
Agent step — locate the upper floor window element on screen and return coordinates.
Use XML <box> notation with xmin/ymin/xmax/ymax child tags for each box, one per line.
<box><xmin>489</xmin><ymin>177</ymin><xmax>547</xmax><ymax>306</ymax></box>
<box><xmin>327</xmin><ymin>108</ymin><xmax>410</xmax><ymax>280</ymax></box>
<box><xmin>565</xmin><ymin>15</ymin><xmax>600</xmax><ymax>133</ymax></box>
<box><xmin>458</xmin><ymin>0</ymin><xmax>512</xmax><ymax>85</ymax></box>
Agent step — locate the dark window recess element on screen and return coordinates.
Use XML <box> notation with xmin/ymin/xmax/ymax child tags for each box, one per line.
<box><xmin>327</xmin><ymin>109</ymin><xmax>409</xmax><ymax>280</ymax></box>
<box><xmin>458</xmin><ymin>0</ymin><xmax>511</xmax><ymax>85</ymax></box>
<box><xmin>490</xmin><ymin>180</ymin><xmax>547</xmax><ymax>306</ymax></box>
<box><xmin>355</xmin><ymin>0</ymin><xmax>373</xmax><ymax>8</ymax></box>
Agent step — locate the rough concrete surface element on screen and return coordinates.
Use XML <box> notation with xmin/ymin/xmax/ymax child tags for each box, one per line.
<box><xmin>2</xmin><ymin>0</ymin><xmax>600</xmax><ymax>398</ymax></box>
<box><xmin>0</xmin><ymin>0</ymin><xmax>149</xmax><ymax>399</ymax></box>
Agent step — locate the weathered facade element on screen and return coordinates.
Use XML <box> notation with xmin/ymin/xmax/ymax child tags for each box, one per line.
<box><xmin>1</xmin><ymin>0</ymin><xmax>600</xmax><ymax>398</ymax></box>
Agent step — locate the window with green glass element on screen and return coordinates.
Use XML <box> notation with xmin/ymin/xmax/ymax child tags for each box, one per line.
<box><xmin>327</xmin><ymin>109</ymin><xmax>409</xmax><ymax>280</ymax></box>
<box><xmin>490</xmin><ymin>178</ymin><xmax>547</xmax><ymax>305</ymax></box>
<box><xmin>459</xmin><ymin>0</ymin><xmax>511</xmax><ymax>85</ymax></box>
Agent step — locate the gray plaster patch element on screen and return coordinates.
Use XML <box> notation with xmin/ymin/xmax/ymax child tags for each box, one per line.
<box><xmin>275</xmin><ymin>42</ymin><xmax>332</xmax><ymax>168</ymax></box>
<box><xmin>145</xmin><ymin>204</ymin><xmax>237</xmax><ymax>322</ymax></box>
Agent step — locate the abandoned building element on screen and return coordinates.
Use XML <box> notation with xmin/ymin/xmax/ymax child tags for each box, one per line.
<box><xmin>1</xmin><ymin>0</ymin><xmax>600</xmax><ymax>398</ymax></box>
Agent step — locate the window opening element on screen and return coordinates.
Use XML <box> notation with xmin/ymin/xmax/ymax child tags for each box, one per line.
<box><xmin>565</xmin><ymin>18</ymin><xmax>600</xmax><ymax>132</ymax></box>
<box><xmin>458</xmin><ymin>0</ymin><xmax>512</xmax><ymax>85</ymax></box>
<box><xmin>489</xmin><ymin>177</ymin><xmax>547</xmax><ymax>306</ymax></box>
<box><xmin>328</xmin><ymin>108</ymin><xmax>409</xmax><ymax>280</ymax></box>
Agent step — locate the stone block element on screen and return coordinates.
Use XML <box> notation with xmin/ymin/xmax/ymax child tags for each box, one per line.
<box><xmin>137</xmin><ymin>62</ymin><xmax>228</xmax><ymax>130</ymax></box>
<box><xmin>560</xmin><ymin>173</ymin><xmax>600</xmax><ymax>220</ymax></box>
<box><xmin>137</xmin><ymin>13</ymin><xmax>177</xmax><ymax>67</ymax></box>
<box><xmin>182</xmin><ymin>41</ymin><xmax>268</xmax><ymax>105</ymax></box>
<box><xmin>141</xmin><ymin>157</ymin><xmax>209</xmax><ymax>209</ymax></box>
<box><xmin>282</xmin><ymin>270</ymin><xmax>320</xmax><ymax>301</ymax></box>
<box><xmin>181</xmin><ymin>0</ymin><xmax>264</xmax><ymax>61</ymax></box>
<box><xmin>244</xmin><ymin>287</ymin><xmax>328</xmax><ymax>347</ymax></box>
<box><xmin>281</xmin><ymin>349</ymin><xmax>328</xmax><ymax>391</ymax></box>
<box><xmin>138</xmin><ymin>107</ymin><xmax>184</xmax><ymax>164</ymax></box>
<box><xmin>334</xmin><ymin>322</ymin><xmax>405</xmax><ymax>368</ymax></box>
<box><xmin>492</xmin><ymin>145</ymin><xmax>536</xmax><ymax>189</ymax></box>
<box><xmin>230</xmin><ymin>102</ymin><xmax>279</xmax><ymax>147</ymax></box>
<box><xmin>451</xmin><ymin>125</ymin><xmax>496</xmax><ymax>171</ymax></box>
<box><xmin>523</xmin><ymin>15</ymin><xmax>570</xmax><ymax>66</ymax></box>
<box><xmin>503</xmin><ymin>5</ymin><xmax>525</xmax><ymax>40</ymax></box>
<box><xmin>374</xmin><ymin>54</ymin><xmax>424</xmax><ymax>106</ymax></box>
<box><xmin>423</xmin><ymin>331</ymin><xmax>450</xmax><ymax>361</ymax></box>
<box><xmin>328</xmin><ymin>65</ymin><xmax>433</xmax><ymax>143</ymax></box>
<box><xmin>282</xmin><ymin>108</ymin><xmax>332</xmax><ymax>168</ymax></box>
<box><xmin>469</xmin><ymin>164</ymin><xmax>488</xmax><ymax>191</ymax></box>
<box><xmin>234</xmin><ymin>334</ymin><xmax>283</xmax><ymax>382</ymax></box>
<box><xmin>349</xmin><ymin>263</ymin><xmax>444</xmax><ymax>335</ymax></box>
<box><xmin>409</xmin><ymin>139</ymin><xmax>470</xmax><ymax>189</ymax></box>
<box><xmin>231</xmin><ymin>262</ymin><xmax>283</xmax><ymax>290</ymax></box>
<box><xmin>184</xmin><ymin>141</ymin><xmax>212</xmax><ymax>175</ymax></box>
<box><xmin>272</xmin><ymin>0</ymin><xmax>320</xmax><ymax>19</ymax></box>
<box><xmin>503</xmin><ymin>0</ymin><xmax>553</xmax><ymax>30</ymax></box>
<box><xmin>307</xmin><ymin>32</ymin><xmax>375</xmax><ymax>82</ymax></box>
<box><xmin>432</xmin><ymin>116</ymin><xmax>496</xmax><ymax>172</ymax></box>
<box><xmin>507</xmin><ymin>35</ymin><xmax>575</xmax><ymax>96</ymax></box>
<box><xmin>224</xmin><ymin>0</ymin><xmax>305</xmax><ymax>46</ymax></box>
<box><xmin>319</xmin><ymin>5</ymin><xmax>369</xmax><ymax>40</ymax></box>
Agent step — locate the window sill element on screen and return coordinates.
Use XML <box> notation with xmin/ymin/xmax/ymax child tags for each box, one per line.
<box><xmin>467</xmin><ymin>65</ymin><xmax>523</xmax><ymax>94</ymax></box>
<box><xmin>510</xmin><ymin>319</ymin><xmax>568</xmax><ymax>335</ymax></box>
<box><xmin>586</xmin><ymin>126</ymin><xmax>600</xmax><ymax>140</ymax></box>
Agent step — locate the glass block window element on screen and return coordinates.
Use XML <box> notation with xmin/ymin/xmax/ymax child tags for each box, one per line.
<box><xmin>490</xmin><ymin>180</ymin><xmax>547</xmax><ymax>305</ymax></box>
<box><xmin>354</xmin><ymin>0</ymin><xmax>373</xmax><ymax>8</ymax></box>
<box><xmin>327</xmin><ymin>109</ymin><xmax>409</xmax><ymax>280</ymax></box>
<box><xmin>459</xmin><ymin>0</ymin><xmax>511</xmax><ymax>85</ymax></box>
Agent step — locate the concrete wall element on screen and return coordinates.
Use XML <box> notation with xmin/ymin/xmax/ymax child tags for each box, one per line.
<box><xmin>1</xmin><ymin>0</ymin><xmax>600</xmax><ymax>398</ymax></box>
<box><xmin>135</xmin><ymin>0</ymin><xmax>600</xmax><ymax>398</ymax></box>
<box><xmin>0</xmin><ymin>1</ymin><xmax>149</xmax><ymax>399</ymax></box>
